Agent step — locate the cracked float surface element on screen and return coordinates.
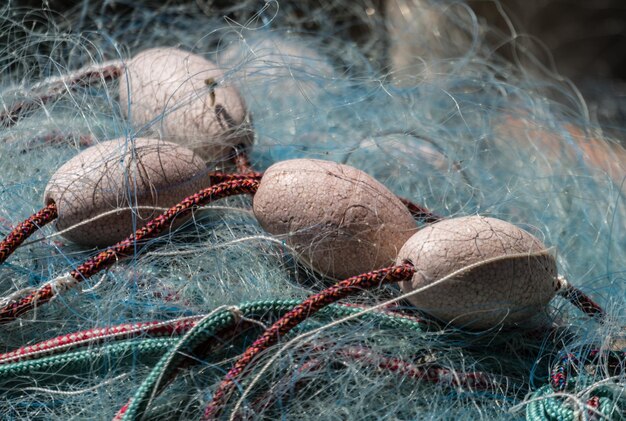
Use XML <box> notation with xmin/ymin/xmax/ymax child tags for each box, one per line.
<box><xmin>397</xmin><ymin>216</ymin><xmax>558</xmax><ymax>329</ymax></box>
<box><xmin>253</xmin><ymin>159</ymin><xmax>418</xmax><ymax>279</ymax></box>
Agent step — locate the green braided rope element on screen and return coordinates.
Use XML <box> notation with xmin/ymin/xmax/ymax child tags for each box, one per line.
<box><xmin>0</xmin><ymin>301</ymin><xmax>423</xmax><ymax>386</ymax></box>
<box><xmin>0</xmin><ymin>300</ymin><xmax>619</xmax><ymax>421</ymax></box>
<box><xmin>118</xmin><ymin>299</ymin><xmax>426</xmax><ymax>420</ymax></box>
<box><xmin>0</xmin><ymin>338</ymin><xmax>177</xmax><ymax>382</ymax></box>
<box><xmin>526</xmin><ymin>383</ymin><xmax>625</xmax><ymax>421</ymax></box>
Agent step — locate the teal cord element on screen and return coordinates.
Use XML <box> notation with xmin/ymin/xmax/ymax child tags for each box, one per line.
<box><xmin>0</xmin><ymin>338</ymin><xmax>178</xmax><ymax>383</ymax></box>
<box><xmin>526</xmin><ymin>383</ymin><xmax>625</xmax><ymax>421</ymax></box>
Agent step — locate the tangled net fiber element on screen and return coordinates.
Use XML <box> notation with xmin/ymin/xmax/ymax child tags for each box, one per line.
<box><xmin>0</xmin><ymin>0</ymin><xmax>624</xmax><ymax>420</ymax></box>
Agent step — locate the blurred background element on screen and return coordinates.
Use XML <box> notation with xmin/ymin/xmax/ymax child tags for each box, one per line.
<box><xmin>8</xmin><ymin>0</ymin><xmax>625</xmax><ymax>133</ymax></box>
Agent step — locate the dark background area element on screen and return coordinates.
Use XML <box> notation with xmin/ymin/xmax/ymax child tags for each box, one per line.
<box><xmin>10</xmin><ymin>0</ymin><xmax>625</xmax><ymax>81</ymax></box>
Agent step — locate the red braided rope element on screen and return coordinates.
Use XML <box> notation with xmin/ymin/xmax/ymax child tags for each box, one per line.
<box><xmin>0</xmin><ymin>178</ymin><xmax>259</xmax><ymax>323</ymax></box>
<box><xmin>336</xmin><ymin>345</ymin><xmax>496</xmax><ymax>389</ymax></box>
<box><xmin>203</xmin><ymin>263</ymin><xmax>415</xmax><ymax>419</ymax></box>
<box><xmin>398</xmin><ymin>197</ymin><xmax>441</xmax><ymax>224</ymax></box>
<box><xmin>0</xmin><ymin>202</ymin><xmax>58</xmax><ymax>264</ymax></box>
<box><xmin>0</xmin><ymin>302</ymin><xmax>423</xmax><ymax>366</ymax></box>
<box><xmin>559</xmin><ymin>285</ymin><xmax>605</xmax><ymax>319</ymax></box>
<box><xmin>208</xmin><ymin>171</ymin><xmax>263</xmax><ymax>184</ymax></box>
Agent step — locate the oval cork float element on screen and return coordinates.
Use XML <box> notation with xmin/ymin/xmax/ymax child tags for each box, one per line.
<box><xmin>44</xmin><ymin>137</ymin><xmax>210</xmax><ymax>247</ymax></box>
<box><xmin>396</xmin><ymin>215</ymin><xmax>558</xmax><ymax>329</ymax></box>
<box><xmin>253</xmin><ymin>159</ymin><xmax>417</xmax><ymax>279</ymax></box>
<box><xmin>119</xmin><ymin>47</ymin><xmax>253</xmax><ymax>161</ymax></box>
